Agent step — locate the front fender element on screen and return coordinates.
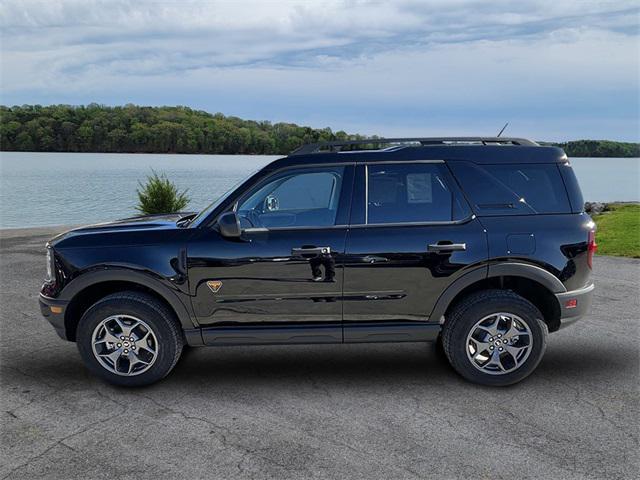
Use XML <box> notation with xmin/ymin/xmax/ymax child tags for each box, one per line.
<box><xmin>58</xmin><ymin>267</ymin><xmax>197</xmax><ymax>331</ymax></box>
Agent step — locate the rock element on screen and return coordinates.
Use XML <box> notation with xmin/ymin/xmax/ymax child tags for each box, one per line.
<box><xmin>584</xmin><ymin>202</ymin><xmax>608</xmax><ymax>214</ymax></box>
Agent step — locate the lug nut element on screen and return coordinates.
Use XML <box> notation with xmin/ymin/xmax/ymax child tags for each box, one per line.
<box><xmin>498</xmin><ymin>334</ymin><xmax>502</xmax><ymax>338</ymax></box>
<box><xmin>490</xmin><ymin>346</ymin><xmax>494</xmax><ymax>350</ymax></box>
<box><xmin>499</xmin><ymin>347</ymin><xmax>503</xmax><ymax>351</ymax></box>
<box><xmin>117</xmin><ymin>343</ymin><xmax>121</xmax><ymax>347</ymax></box>
<box><xmin>123</xmin><ymin>349</ymin><xmax>128</xmax><ymax>354</ymax></box>
<box><xmin>132</xmin><ymin>346</ymin><xmax>136</xmax><ymax>350</ymax></box>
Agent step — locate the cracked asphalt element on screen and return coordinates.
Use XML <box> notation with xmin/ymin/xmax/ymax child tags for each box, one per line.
<box><xmin>1</xmin><ymin>226</ymin><xmax>638</xmax><ymax>480</ymax></box>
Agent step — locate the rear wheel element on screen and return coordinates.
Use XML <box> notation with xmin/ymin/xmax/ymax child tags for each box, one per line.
<box><xmin>442</xmin><ymin>289</ymin><xmax>547</xmax><ymax>386</ymax></box>
<box><xmin>77</xmin><ymin>291</ymin><xmax>184</xmax><ymax>387</ymax></box>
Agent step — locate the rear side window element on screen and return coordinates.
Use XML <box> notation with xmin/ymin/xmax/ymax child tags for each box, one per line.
<box><xmin>366</xmin><ymin>163</ymin><xmax>469</xmax><ymax>224</ymax></box>
<box><xmin>448</xmin><ymin>162</ymin><xmax>571</xmax><ymax>215</ymax></box>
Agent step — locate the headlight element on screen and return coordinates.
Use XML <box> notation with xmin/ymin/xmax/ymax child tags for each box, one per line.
<box><xmin>45</xmin><ymin>246</ymin><xmax>55</xmax><ymax>282</ymax></box>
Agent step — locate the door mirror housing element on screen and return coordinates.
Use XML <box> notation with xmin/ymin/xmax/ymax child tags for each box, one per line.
<box><xmin>218</xmin><ymin>212</ymin><xmax>242</xmax><ymax>238</ymax></box>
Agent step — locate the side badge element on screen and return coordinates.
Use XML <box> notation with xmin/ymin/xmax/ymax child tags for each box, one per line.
<box><xmin>207</xmin><ymin>280</ymin><xmax>223</xmax><ymax>293</ymax></box>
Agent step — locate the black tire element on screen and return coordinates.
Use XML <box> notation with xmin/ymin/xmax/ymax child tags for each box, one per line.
<box><xmin>441</xmin><ymin>289</ymin><xmax>548</xmax><ymax>386</ymax></box>
<box><xmin>76</xmin><ymin>291</ymin><xmax>184</xmax><ymax>387</ymax></box>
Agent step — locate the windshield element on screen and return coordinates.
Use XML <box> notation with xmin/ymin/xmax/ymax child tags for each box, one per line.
<box><xmin>189</xmin><ymin>169</ymin><xmax>260</xmax><ymax>227</ymax></box>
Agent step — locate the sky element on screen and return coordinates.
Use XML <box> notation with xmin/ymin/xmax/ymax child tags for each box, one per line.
<box><xmin>1</xmin><ymin>0</ymin><xmax>639</xmax><ymax>141</ymax></box>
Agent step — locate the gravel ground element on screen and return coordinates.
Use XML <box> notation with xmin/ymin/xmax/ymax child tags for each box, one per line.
<box><xmin>1</xmin><ymin>226</ymin><xmax>638</xmax><ymax>480</ymax></box>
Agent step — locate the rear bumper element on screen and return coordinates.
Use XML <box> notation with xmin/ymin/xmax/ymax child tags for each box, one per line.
<box><xmin>555</xmin><ymin>282</ymin><xmax>595</xmax><ymax>329</ymax></box>
<box><xmin>39</xmin><ymin>294</ymin><xmax>70</xmax><ymax>340</ymax></box>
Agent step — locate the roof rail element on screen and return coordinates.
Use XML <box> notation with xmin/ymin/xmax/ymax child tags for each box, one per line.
<box><xmin>290</xmin><ymin>137</ymin><xmax>538</xmax><ymax>155</ymax></box>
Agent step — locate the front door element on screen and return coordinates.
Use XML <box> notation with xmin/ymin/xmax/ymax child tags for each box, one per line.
<box><xmin>188</xmin><ymin>164</ymin><xmax>354</xmax><ymax>345</ymax></box>
<box><xmin>342</xmin><ymin>161</ymin><xmax>488</xmax><ymax>342</ymax></box>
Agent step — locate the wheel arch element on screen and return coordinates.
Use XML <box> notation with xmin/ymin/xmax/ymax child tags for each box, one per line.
<box><xmin>431</xmin><ymin>263</ymin><xmax>564</xmax><ymax>333</ymax></box>
<box><xmin>61</xmin><ymin>269</ymin><xmax>197</xmax><ymax>342</ymax></box>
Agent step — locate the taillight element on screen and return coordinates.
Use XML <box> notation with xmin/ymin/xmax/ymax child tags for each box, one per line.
<box><xmin>587</xmin><ymin>230</ymin><xmax>597</xmax><ymax>269</ymax></box>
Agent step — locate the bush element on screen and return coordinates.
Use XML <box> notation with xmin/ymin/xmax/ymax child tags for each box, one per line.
<box><xmin>136</xmin><ymin>170</ymin><xmax>190</xmax><ymax>215</ymax></box>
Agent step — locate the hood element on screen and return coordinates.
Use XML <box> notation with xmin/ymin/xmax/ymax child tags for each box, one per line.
<box><xmin>49</xmin><ymin>212</ymin><xmax>194</xmax><ymax>247</ymax></box>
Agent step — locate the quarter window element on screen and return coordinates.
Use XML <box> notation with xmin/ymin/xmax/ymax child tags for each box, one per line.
<box><xmin>483</xmin><ymin>164</ymin><xmax>570</xmax><ymax>213</ymax></box>
<box><xmin>447</xmin><ymin>162</ymin><xmax>571</xmax><ymax>215</ymax></box>
<box><xmin>366</xmin><ymin>163</ymin><xmax>467</xmax><ymax>224</ymax></box>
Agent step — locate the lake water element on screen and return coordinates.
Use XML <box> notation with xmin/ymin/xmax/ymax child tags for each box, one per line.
<box><xmin>0</xmin><ymin>152</ymin><xmax>638</xmax><ymax>229</ymax></box>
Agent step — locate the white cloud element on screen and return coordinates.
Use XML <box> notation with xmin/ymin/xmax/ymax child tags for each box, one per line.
<box><xmin>0</xmin><ymin>0</ymin><xmax>638</xmax><ymax>140</ymax></box>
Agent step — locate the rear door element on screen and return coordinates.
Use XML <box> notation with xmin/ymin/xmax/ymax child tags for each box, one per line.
<box><xmin>342</xmin><ymin>161</ymin><xmax>488</xmax><ymax>341</ymax></box>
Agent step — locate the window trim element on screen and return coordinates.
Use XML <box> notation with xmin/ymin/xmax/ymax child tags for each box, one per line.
<box><xmin>360</xmin><ymin>160</ymin><xmax>467</xmax><ymax>227</ymax></box>
<box><xmin>363</xmin><ymin>160</ymin><xmax>445</xmax><ymax>165</ymax></box>
<box><xmin>243</xmin><ymin>224</ymin><xmax>350</xmax><ymax>233</ymax></box>
<box><xmin>349</xmin><ymin>214</ymin><xmax>475</xmax><ymax>229</ymax></box>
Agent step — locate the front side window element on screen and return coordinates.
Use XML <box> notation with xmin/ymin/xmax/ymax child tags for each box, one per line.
<box><xmin>237</xmin><ymin>166</ymin><xmax>345</xmax><ymax>228</ymax></box>
<box><xmin>366</xmin><ymin>163</ymin><xmax>467</xmax><ymax>224</ymax></box>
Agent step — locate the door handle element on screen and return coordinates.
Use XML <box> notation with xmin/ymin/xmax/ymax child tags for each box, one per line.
<box><xmin>291</xmin><ymin>246</ymin><xmax>331</xmax><ymax>256</ymax></box>
<box><xmin>427</xmin><ymin>242</ymin><xmax>466</xmax><ymax>253</ymax></box>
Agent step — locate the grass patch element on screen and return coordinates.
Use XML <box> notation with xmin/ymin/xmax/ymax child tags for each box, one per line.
<box><xmin>592</xmin><ymin>203</ymin><xmax>640</xmax><ymax>258</ymax></box>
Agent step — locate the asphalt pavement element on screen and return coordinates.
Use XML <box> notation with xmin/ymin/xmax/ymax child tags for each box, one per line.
<box><xmin>1</xmin><ymin>226</ymin><xmax>638</xmax><ymax>480</ymax></box>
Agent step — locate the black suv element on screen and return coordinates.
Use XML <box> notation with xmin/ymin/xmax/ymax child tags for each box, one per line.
<box><xmin>39</xmin><ymin>137</ymin><xmax>596</xmax><ymax>387</ymax></box>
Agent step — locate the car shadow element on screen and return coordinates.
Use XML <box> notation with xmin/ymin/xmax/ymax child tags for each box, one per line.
<box><xmin>170</xmin><ymin>343</ymin><xmax>451</xmax><ymax>387</ymax></box>
<box><xmin>8</xmin><ymin>340</ymin><xmax>637</xmax><ymax>391</ymax></box>
<box><xmin>165</xmin><ymin>341</ymin><xmax>637</xmax><ymax>389</ymax></box>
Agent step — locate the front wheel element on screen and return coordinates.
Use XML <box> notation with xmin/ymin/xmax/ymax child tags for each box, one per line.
<box><xmin>77</xmin><ymin>291</ymin><xmax>184</xmax><ymax>387</ymax></box>
<box><xmin>441</xmin><ymin>289</ymin><xmax>548</xmax><ymax>386</ymax></box>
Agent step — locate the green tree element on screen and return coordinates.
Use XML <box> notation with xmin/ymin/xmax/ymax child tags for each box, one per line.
<box><xmin>2</xmin><ymin>104</ymin><xmax>637</xmax><ymax>157</ymax></box>
<box><xmin>136</xmin><ymin>170</ymin><xmax>191</xmax><ymax>215</ymax></box>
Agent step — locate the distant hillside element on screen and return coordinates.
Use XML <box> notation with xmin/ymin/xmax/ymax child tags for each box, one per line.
<box><xmin>549</xmin><ymin>140</ymin><xmax>640</xmax><ymax>158</ymax></box>
<box><xmin>0</xmin><ymin>104</ymin><xmax>365</xmax><ymax>155</ymax></box>
<box><xmin>1</xmin><ymin>104</ymin><xmax>638</xmax><ymax>157</ymax></box>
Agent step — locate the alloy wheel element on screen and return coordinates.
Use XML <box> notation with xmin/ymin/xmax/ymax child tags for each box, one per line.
<box><xmin>465</xmin><ymin>312</ymin><xmax>533</xmax><ymax>375</ymax></box>
<box><xmin>91</xmin><ymin>315</ymin><xmax>159</xmax><ymax>376</ymax></box>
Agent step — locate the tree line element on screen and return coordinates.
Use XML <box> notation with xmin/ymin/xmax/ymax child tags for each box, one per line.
<box><xmin>0</xmin><ymin>104</ymin><xmax>366</xmax><ymax>155</ymax></box>
<box><xmin>550</xmin><ymin>140</ymin><xmax>639</xmax><ymax>158</ymax></box>
<box><xmin>1</xmin><ymin>104</ymin><xmax>638</xmax><ymax>157</ymax></box>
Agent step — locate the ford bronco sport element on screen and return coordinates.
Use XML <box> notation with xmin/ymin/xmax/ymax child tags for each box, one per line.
<box><xmin>39</xmin><ymin>137</ymin><xmax>596</xmax><ymax>387</ymax></box>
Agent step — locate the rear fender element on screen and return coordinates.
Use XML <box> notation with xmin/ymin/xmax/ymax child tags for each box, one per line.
<box><xmin>429</xmin><ymin>262</ymin><xmax>565</xmax><ymax>322</ymax></box>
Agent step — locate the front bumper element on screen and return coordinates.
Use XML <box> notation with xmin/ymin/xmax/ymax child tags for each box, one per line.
<box><xmin>39</xmin><ymin>294</ymin><xmax>70</xmax><ymax>340</ymax></box>
<box><xmin>555</xmin><ymin>282</ymin><xmax>595</xmax><ymax>329</ymax></box>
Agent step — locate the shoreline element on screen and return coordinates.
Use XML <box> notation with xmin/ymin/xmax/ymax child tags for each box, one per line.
<box><xmin>0</xmin><ymin>225</ymin><xmax>77</xmax><ymax>239</ymax></box>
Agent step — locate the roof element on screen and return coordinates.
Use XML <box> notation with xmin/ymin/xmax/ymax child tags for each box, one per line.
<box><xmin>290</xmin><ymin>137</ymin><xmax>538</xmax><ymax>155</ymax></box>
<box><xmin>265</xmin><ymin>138</ymin><xmax>567</xmax><ymax>171</ymax></box>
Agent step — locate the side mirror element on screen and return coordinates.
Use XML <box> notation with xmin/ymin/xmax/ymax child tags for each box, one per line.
<box><xmin>265</xmin><ymin>195</ymin><xmax>279</xmax><ymax>212</ymax></box>
<box><xmin>218</xmin><ymin>212</ymin><xmax>242</xmax><ymax>238</ymax></box>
